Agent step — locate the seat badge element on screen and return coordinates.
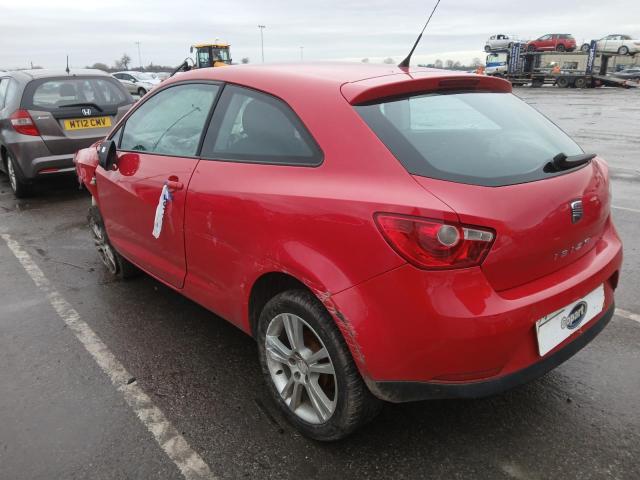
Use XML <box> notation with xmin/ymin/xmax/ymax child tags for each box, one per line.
<box><xmin>570</xmin><ymin>200</ymin><xmax>583</xmax><ymax>224</ymax></box>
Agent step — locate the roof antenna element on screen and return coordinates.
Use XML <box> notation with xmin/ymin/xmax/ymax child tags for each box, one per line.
<box><xmin>65</xmin><ymin>55</ymin><xmax>70</xmax><ymax>75</ymax></box>
<box><xmin>398</xmin><ymin>0</ymin><xmax>442</xmax><ymax>69</ymax></box>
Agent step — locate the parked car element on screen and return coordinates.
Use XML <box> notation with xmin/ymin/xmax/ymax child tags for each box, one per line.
<box><xmin>0</xmin><ymin>69</ymin><xmax>133</xmax><ymax>197</ymax></box>
<box><xmin>113</xmin><ymin>71</ymin><xmax>160</xmax><ymax>96</ymax></box>
<box><xmin>613</xmin><ymin>67</ymin><xmax>640</xmax><ymax>80</ymax></box>
<box><xmin>527</xmin><ymin>34</ymin><xmax>576</xmax><ymax>52</ymax></box>
<box><xmin>75</xmin><ymin>63</ymin><xmax>622</xmax><ymax>441</ymax></box>
<box><xmin>484</xmin><ymin>34</ymin><xmax>521</xmax><ymax>52</ymax></box>
<box><xmin>112</xmin><ymin>74</ymin><xmax>139</xmax><ymax>96</ymax></box>
<box><xmin>580</xmin><ymin>34</ymin><xmax>640</xmax><ymax>55</ymax></box>
<box><xmin>154</xmin><ymin>72</ymin><xmax>171</xmax><ymax>81</ymax></box>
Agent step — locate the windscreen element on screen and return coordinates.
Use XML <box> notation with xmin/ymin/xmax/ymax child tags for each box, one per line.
<box><xmin>356</xmin><ymin>92</ymin><xmax>584</xmax><ymax>186</ymax></box>
<box><xmin>23</xmin><ymin>77</ymin><xmax>130</xmax><ymax>111</ymax></box>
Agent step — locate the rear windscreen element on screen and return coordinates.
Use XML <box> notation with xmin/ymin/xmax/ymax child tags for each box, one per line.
<box><xmin>22</xmin><ymin>77</ymin><xmax>131</xmax><ymax>111</ymax></box>
<box><xmin>355</xmin><ymin>92</ymin><xmax>584</xmax><ymax>187</ymax></box>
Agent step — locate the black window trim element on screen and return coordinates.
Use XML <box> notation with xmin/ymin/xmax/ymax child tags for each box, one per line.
<box><xmin>113</xmin><ymin>80</ymin><xmax>224</xmax><ymax>160</ymax></box>
<box><xmin>199</xmin><ymin>82</ymin><xmax>324</xmax><ymax>168</ymax></box>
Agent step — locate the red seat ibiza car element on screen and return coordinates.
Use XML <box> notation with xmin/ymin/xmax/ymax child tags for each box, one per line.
<box><xmin>75</xmin><ymin>63</ymin><xmax>622</xmax><ymax>441</ymax></box>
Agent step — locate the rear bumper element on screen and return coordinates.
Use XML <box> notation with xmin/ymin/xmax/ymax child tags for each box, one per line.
<box><xmin>330</xmin><ymin>222</ymin><xmax>622</xmax><ymax>401</ymax></box>
<box><xmin>369</xmin><ymin>303</ymin><xmax>614</xmax><ymax>402</ymax></box>
<box><xmin>4</xmin><ymin>135</ymin><xmax>94</xmax><ymax>180</ymax></box>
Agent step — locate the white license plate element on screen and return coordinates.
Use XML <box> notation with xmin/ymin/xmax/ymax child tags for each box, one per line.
<box><xmin>535</xmin><ymin>285</ymin><xmax>605</xmax><ymax>356</ymax></box>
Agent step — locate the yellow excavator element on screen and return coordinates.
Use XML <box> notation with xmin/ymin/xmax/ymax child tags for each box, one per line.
<box><xmin>170</xmin><ymin>42</ymin><xmax>232</xmax><ymax>76</ymax></box>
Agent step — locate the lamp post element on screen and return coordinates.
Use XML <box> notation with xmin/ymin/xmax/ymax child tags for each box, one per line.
<box><xmin>135</xmin><ymin>41</ymin><xmax>143</xmax><ymax>69</ymax></box>
<box><xmin>258</xmin><ymin>25</ymin><xmax>266</xmax><ymax>63</ymax></box>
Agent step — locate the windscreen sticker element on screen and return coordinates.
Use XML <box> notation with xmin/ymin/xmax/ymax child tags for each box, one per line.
<box><xmin>152</xmin><ymin>184</ymin><xmax>172</xmax><ymax>239</ymax></box>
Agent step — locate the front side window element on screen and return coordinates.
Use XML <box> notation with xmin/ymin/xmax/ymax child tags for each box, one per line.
<box><xmin>212</xmin><ymin>48</ymin><xmax>230</xmax><ymax>62</ymax></box>
<box><xmin>201</xmin><ymin>85</ymin><xmax>322</xmax><ymax>166</ymax></box>
<box><xmin>356</xmin><ymin>92</ymin><xmax>583</xmax><ymax>187</ymax></box>
<box><xmin>120</xmin><ymin>83</ymin><xmax>219</xmax><ymax>157</ymax></box>
<box><xmin>197</xmin><ymin>49</ymin><xmax>211</xmax><ymax>68</ymax></box>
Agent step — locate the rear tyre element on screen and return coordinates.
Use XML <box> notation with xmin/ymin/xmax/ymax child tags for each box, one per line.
<box><xmin>137</xmin><ymin>87</ymin><xmax>147</xmax><ymax>96</ymax></box>
<box><xmin>257</xmin><ymin>290</ymin><xmax>382</xmax><ymax>441</ymax></box>
<box><xmin>618</xmin><ymin>46</ymin><xmax>629</xmax><ymax>55</ymax></box>
<box><xmin>574</xmin><ymin>77</ymin><xmax>587</xmax><ymax>89</ymax></box>
<box><xmin>556</xmin><ymin>44</ymin><xmax>566</xmax><ymax>52</ymax></box>
<box><xmin>484</xmin><ymin>45</ymin><xmax>491</xmax><ymax>53</ymax></box>
<box><xmin>527</xmin><ymin>45</ymin><xmax>536</xmax><ymax>52</ymax></box>
<box><xmin>88</xmin><ymin>205</ymin><xmax>139</xmax><ymax>279</ymax></box>
<box><xmin>556</xmin><ymin>77</ymin><xmax>570</xmax><ymax>88</ymax></box>
<box><xmin>5</xmin><ymin>153</ymin><xmax>33</xmax><ymax>199</ymax></box>
<box><xmin>581</xmin><ymin>44</ymin><xmax>590</xmax><ymax>53</ymax></box>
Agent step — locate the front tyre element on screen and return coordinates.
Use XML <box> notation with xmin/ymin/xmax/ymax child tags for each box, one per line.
<box><xmin>137</xmin><ymin>87</ymin><xmax>147</xmax><ymax>96</ymax></box>
<box><xmin>618</xmin><ymin>46</ymin><xmax>629</xmax><ymax>55</ymax></box>
<box><xmin>88</xmin><ymin>205</ymin><xmax>139</xmax><ymax>279</ymax></box>
<box><xmin>257</xmin><ymin>290</ymin><xmax>381</xmax><ymax>441</ymax></box>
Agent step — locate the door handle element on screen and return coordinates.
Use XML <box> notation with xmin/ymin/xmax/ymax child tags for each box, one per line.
<box><xmin>166</xmin><ymin>179</ymin><xmax>183</xmax><ymax>191</ymax></box>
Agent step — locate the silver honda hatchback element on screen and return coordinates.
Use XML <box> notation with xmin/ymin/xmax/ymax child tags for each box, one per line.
<box><xmin>0</xmin><ymin>69</ymin><xmax>133</xmax><ymax>197</ymax></box>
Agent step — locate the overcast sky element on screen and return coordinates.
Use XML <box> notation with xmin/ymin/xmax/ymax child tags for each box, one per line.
<box><xmin>1</xmin><ymin>0</ymin><xmax>639</xmax><ymax>70</ymax></box>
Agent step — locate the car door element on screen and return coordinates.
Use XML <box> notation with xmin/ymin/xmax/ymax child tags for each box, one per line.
<box><xmin>537</xmin><ymin>34</ymin><xmax>552</xmax><ymax>50</ymax></box>
<box><xmin>601</xmin><ymin>35</ymin><xmax>618</xmax><ymax>53</ymax></box>
<box><xmin>183</xmin><ymin>84</ymin><xmax>323</xmax><ymax>323</ymax></box>
<box><xmin>96</xmin><ymin>82</ymin><xmax>220</xmax><ymax>288</ymax></box>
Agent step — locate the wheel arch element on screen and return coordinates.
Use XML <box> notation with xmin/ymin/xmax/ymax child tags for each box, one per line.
<box><xmin>248</xmin><ymin>271</ymin><xmax>311</xmax><ymax>337</ymax></box>
<box><xmin>247</xmin><ymin>269</ymin><xmax>374</xmax><ymax>382</ymax></box>
<box><xmin>0</xmin><ymin>144</ymin><xmax>7</xmax><ymax>171</ymax></box>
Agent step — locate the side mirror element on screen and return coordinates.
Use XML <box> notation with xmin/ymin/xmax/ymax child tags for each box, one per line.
<box><xmin>98</xmin><ymin>139</ymin><xmax>117</xmax><ymax>171</ymax></box>
<box><xmin>190</xmin><ymin>46</ymin><xmax>194</xmax><ymax>53</ymax></box>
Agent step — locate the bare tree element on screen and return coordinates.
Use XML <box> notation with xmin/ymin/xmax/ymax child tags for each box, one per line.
<box><xmin>88</xmin><ymin>62</ymin><xmax>109</xmax><ymax>72</ymax></box>
<box><xmin>471</xmin><ymin>57</ymin><xmax>483</xmax><ymax>68</ymax></box>
<box><xmin>453</xmin><ymin>61</ymin><xmax>462</xmax><ymax>68</ymax></box>
<box><xmin>383</xmin><ymin>57</ymin><xmax>395</xmax><ymax>64</ymax></box>
<box><xmin>434</xmin><ymin>59</ymin><xmax>443</xmax><ymax>69</ymax></box>
<box><xmin>241</xmin><ymin>57</ymin><xmax>250</xmax><ymax>64</ymax></box>
<box><xmin>445</xmin><ymin>59</ymin><xmax>454</xmax><ymax>69</ymax></box>
<box><xmin>115</xmin><ymin>53</ymin><xmax>132</xmax><ymax>70</ymax></box>
<box><xmin>361</xmin><ymin>57</ymin><xmax>370</xmax><ymax>63</ymax></box>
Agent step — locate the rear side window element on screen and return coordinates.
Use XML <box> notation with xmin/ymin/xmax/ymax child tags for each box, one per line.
<box><xmin>120</xmin><ymin>83</ymin><xmax>219</xmax><ymax>157</ymax></box>
<box><xmin>201</xmin><ymin>85</ymin><xmax>322</xmax><ymax>166</ymax></box>
<box><xmin>23</xmin><ymin>77</ymin><xmax>130</xmax><ymax>110</ymax></box>
<box><xmin>355</xmin><ymin>92</ymin><xmax>583</xmax><ymax>187</ymax></box>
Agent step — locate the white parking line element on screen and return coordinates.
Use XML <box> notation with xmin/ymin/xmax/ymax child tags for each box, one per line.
<box><xmin>0</xmin><ymin>234</ymin><xmax>216</xmax><ymax>480</ymax></box>
<box><xmin>615</xmin><ymin>308</ymin><xmax>640</xmax><ymax>324</ymax></box>
<box><xmin>612</xmin><ymin>205</ymin><xmax>640</xmax><ymax>214</ymax></box>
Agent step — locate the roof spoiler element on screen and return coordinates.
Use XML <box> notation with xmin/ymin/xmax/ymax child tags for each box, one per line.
<box><xmin>341</xmin><ymin>73</ymin><xmax>512</xmax><ymax>105</ymax></box>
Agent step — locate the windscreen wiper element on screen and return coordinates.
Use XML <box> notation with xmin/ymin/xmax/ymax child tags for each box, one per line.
<box><xmin>58</xmin><ymin>102</ymin><xmax>104</xmax><ymax>112</ymax></box>
<box><xmin>546</xmin><ymin>152</ymin><xmax>596</xmax><ymax>172</ymax></box>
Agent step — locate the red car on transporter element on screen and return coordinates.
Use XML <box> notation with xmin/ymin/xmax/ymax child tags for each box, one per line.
<box><xmin>75</xmin><ymin>63</ymin><xmax>622</xmax><ymax>441</ymax></box>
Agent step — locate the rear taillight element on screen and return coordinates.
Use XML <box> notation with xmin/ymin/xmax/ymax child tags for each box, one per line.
<box><xmin>375</xmin><ymin>213</ymin><xmax>495</xmax><ymax>270</ymax></box>
<box><xmin>10</xmin><ymin>110</ymin><xmax>40</xmax><ymax>136</ymax></box>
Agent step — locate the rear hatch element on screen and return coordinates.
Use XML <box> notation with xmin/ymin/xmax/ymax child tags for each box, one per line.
<box><xmin>21</xmin><ymin>76</ymin><xmax>133</xmax><ymax>155</ymax></box>
<box><xmin>355</xmin><ymin>89</ymin><xmax>610</xmax><ymax>291</ymax></box>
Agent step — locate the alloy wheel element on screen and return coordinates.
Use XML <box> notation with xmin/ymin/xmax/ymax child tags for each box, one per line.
<box><xmin>7</xmin><ymin>158</ymin><xmax>17</xmax><ymax>192</ymax></box>
<box><xmin>89</xmin><ymin>215</ymin><xmax>118</xmax><ymax>274</ymax></box>
<box><xmin>265</xmin><ymin>313</ymin><xmax>337</xmax><ymax>424</ymax></box>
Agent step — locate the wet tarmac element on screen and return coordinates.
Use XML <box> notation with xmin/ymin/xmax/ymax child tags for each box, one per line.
<box><xmin>0</xmin><ymin>86</ymin><xmax>639</xmax><ymax>479</ymax></box>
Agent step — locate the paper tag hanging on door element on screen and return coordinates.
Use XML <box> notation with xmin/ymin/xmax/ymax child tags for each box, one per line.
<box><xmin>152</xmin><ymin>184</ymin><xmax>172</xmax><ymax>239</ymax></box>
